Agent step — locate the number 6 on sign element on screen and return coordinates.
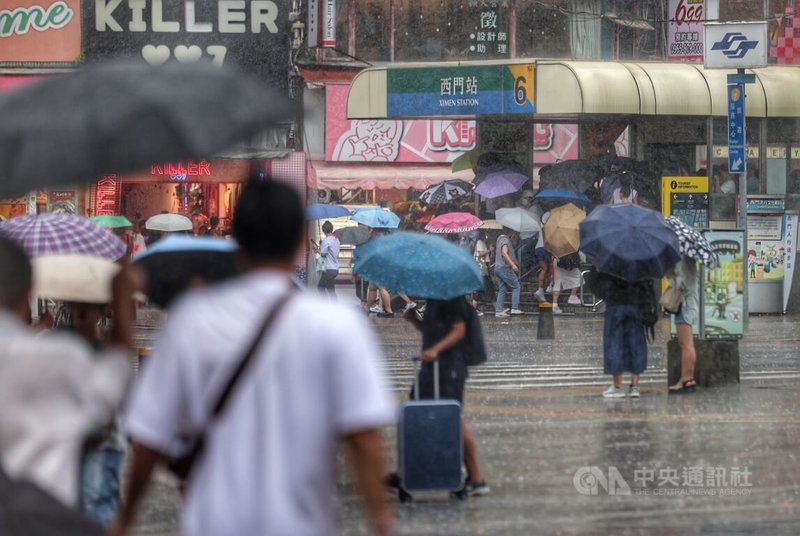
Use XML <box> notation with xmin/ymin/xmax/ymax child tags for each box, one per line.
<box><xmin>507</xmin><ymin>64</ymin><xmax>535</xmax><ymax>112</ymax></box>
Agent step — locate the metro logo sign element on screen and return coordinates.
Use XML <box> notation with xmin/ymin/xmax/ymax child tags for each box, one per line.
<box><xmin>704</xmin><ymin>22</ymin><xmax>768</xmax><ymax>69</ymax></box>
<box><xmin>0</xmin><ymin>0</ymin><xmax>80</xmax><ymax>64</ymax></box>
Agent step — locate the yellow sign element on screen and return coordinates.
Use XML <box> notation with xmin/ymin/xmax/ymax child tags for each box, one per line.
<box><xmin>661</xmin><ymin>176</ymin><xmax>709</xmax><ymax>223</ymax></box>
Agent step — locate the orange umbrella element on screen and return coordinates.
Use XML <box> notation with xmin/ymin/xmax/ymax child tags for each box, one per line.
<box><xmin>543</xmin><ymin>203</ymin><xmax>586</xmax><ymax>258</ymax></box>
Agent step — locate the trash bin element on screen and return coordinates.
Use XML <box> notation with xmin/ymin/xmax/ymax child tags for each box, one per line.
<box><xmin>537</xmin><ymin>303</ymin><xmax>554</xmax><ymax>340</ymax></box>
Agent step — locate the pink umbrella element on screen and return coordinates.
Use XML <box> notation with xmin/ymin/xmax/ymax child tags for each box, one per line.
<box><xmin>424</xmin><ymin>212</ymin><xmax>483</xmax><ymax>234</ymax></box>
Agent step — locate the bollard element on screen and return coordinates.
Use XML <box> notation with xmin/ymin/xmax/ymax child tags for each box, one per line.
<box><xmin>537</xmin><ymin>303</ymin><xmax>555</xmax><ymax>340</ymax></box>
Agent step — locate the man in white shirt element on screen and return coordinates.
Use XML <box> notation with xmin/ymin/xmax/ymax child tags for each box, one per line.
<box><xmin>113</xmin><ymin>180</ymin><xmax>395</xmax><ymax>536</ymax></box>
<box><xmin>0</xmin><ymin>237</ymin><xmax>134</xmax><ymax>507</ymax></box>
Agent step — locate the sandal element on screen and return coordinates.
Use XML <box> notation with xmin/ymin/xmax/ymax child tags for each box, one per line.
<box><xmin>668</xmin><ymin>379</ymin><xmax>696</xmax><ymax>395</ymax></box>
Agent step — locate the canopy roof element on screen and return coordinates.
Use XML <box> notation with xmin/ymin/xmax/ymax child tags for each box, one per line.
<box><xmin>347</xmin><ymin>59</ymin><xmax>800</xmax><ymax>119</ymax></box>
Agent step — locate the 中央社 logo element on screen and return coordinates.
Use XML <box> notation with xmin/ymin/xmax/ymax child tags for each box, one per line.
<box><xmin>711</xmin><ymin>32</ymin><xmax>759</xmax><ymax>59</ymax></box>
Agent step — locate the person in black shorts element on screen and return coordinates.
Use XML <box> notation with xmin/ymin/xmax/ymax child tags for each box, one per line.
<box><xmin>403</xmin><ymin>296</ymin><xmax>489</xmax><ymax>496</ymax></box>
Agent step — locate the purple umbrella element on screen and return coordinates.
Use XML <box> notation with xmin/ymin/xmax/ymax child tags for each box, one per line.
<box><xmin>0</xmin><ymin>213</ymin><xmax>127</xmax><ymax>260</ymax></box>
<box><xmin>474</xmin><ymin>169</ymin><xmax>529</xmax><ymax>199</ymax></box>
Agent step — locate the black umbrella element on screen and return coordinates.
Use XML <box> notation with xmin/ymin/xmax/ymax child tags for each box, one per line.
<box><xmin>537</xmin><ymin>159</ymin><xmax>603</xmax><ymax>193</ymax></box>
<box><xmin>0</xmin><ymin>60</ymin><xmax>293</xmax><ymax>197</ymax></box>
<box><xmin>334</xmin><ymin>225</ymin><xmax>371</xmax><ymax>246</ymax></box>
<box><xmin>133</xmin><ymin>235</ymin><xmax>239</xmax><ymax>308</ymax></box>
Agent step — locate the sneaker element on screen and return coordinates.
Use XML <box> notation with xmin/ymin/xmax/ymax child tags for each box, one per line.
<box><xmin>464</xmin><ymin>479</ymin><xmax>490</xmax><ymax>496</ymax></box>
<box><xmin>475</xmin><ymin>309</ymin><xmax>484</xmax><ymax>317</ymax></box>
<box><xmin>377</xmin><ymin>311</ymin><xmax>394</xmax><ymax>318</ymax></box>
<box><xmin>568</xmin><ymin>295</ymin><xmax>582</xmax><ymax>305</ymax></box>
<box><xmin>369</xmin><ymin>304</ymin><xmax>384</xmax><ymax>313</ymax></box>
<box><xmin>403</xmin><ymin>301</ymin><xmax>418</xmax><ymax>313</ymax></box>
<box><xmin>509</xmin><ymin>308</ymin><xmax>524</xmax><ymax>315</ymax></box>
<box><xmin>533</xmin><ymin>289</ymin><xmax>546</xmax><ymax>302</ymax></box>
<box><xmin>602</xmin><ymin>385</ymin><xmax>627</xmax><ymax>398</ymax></box>
<box><xmin>628</xmin><ymin>385</ymin><xmax>641</xmax><ymax>399</ymax></box>
<box><xmin>495</xmin><ymin>309</ymin><xmax>509</xmax><ymax>317</ymax></box>
<box><xmin>552</xmin><ymin>304</ymin><xmax>563</xmax><ymax>315</ymax></box>
<box><xmin>546</xmin><ymin>283</ymin><xmax>554</xmax><ymax>293</ymax></box>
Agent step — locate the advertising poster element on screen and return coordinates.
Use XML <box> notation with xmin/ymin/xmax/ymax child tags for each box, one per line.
<box><xmin>703</xmin><ymin>230</ymin><xmax>745</xmax><ymax>339</ymax></box>
<box><xmin>48</xmin><ymin>189</ymin><xmax>76</xmax><ymax>214</ymax></box>
<box><xmin>667</xmin><ymin>0</ymin><xmax>718</xmax><ymax>62</ymax></box>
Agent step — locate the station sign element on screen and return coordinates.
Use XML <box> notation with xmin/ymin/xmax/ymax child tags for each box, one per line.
<box><xmin>704</xmin><ymin>21</ymin><xmax>768</xmax><ymax>69</ymax></box>
<box><xmin>727</xmin><ymin>83</ymin><xmax>746</xmax><ymax>174</ymax></box>
<box><xmin>386</xmin><ymin>64</ymin><xmax>535</xmax><ymax>117</ymax></box>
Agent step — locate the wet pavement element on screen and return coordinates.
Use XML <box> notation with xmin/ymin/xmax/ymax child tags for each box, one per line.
<box><xmin>131</xmin><ymin>300</ymin><xmax>800</xmax><ymax>535</ymax></box>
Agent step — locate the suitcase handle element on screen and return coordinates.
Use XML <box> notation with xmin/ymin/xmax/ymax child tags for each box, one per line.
<box><xmin>412</xmin><ymin>357</ymin><xmax>439</xmax><ymax>400</ymax></box>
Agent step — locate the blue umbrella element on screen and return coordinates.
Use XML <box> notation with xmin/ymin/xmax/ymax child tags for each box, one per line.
<box><xmin>535</xmin><ymin>188</ymin><xmax>590</xmax><ymax>207</ymax></box>
<box><xmin>353</xmin><ymin>231</ymin><xmax>482</xmax><ymax>299</ymax></box>
<box><xmin>351</xmin><ymin>207</ymin><xmax>401</xmax><ymax>229</ymax></box>
<box><xmin>305</xmin><ymin>203</ymin><xmax>351</xmax><ymax>220</ymax></box>
<box><xmin>133</xmin><ymin>235</ymin><xmax>239</xmax><ymax>307</ymax></box>
<box><xmin>579</xmin><ymin>204</ymin><xmax>680</xmax><ymax>282</ymax></box>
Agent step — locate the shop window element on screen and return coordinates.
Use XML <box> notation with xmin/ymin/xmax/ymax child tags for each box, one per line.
<box><xmin>516</xmin><ymin>1</ymin><xmax>570</xmax><ymax>58</ymax></box>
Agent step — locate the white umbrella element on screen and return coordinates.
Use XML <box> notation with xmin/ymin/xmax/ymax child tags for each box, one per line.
<box><xmin>32</xmin><ymin>254</ymin><xmax>120</xmax><ymax>304</ymax></box>
<box><xmin>145</xmin><ymin>213</ymin><xmax>193</xmax><ymax>232</ymax></box>
<box><xmin>494</xmin><ymin>208</ymin><xmax>541</xmax><ymax>233</ymax></box>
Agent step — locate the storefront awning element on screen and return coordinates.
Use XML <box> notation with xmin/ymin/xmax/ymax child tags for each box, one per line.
<box><xmin>347</xmin><ymin>60</ymin><xmax>800</xmax><ymax>119</ymax></box>
<box><xmin>307</xmin><ymin>161</ymin><xmax>474</xmax><ymax>190</ymax></box>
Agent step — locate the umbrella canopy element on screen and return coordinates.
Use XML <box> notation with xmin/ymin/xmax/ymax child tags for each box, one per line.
<box><xmin>90</xmin><ymin>215</ymin><xmax>132</xmax><ymax>229</ymax></box>
<box><xmin>579</xmin><ymin>204</ymin><xmax>681</xmax><ymax>282</ymax></box>
<box><xmin>543</xmin><ymin>203</ymin><xmax>586</xmax><ymax>258</ymax></box>
<box><xmin>665</xmin><ymin>216</ymin><xmax>719</xmax><ymax>269</ymax></box>
<box><xmin>425</xmin><ymin>212</ymin><xmax>483</xmax><ymax>234</ymax></box>
<box><xmin>450</xmin><ymin>150</ymin><xmax>481</xmax><ymax>172</ymax></box>
<box><xmin>534</xmin><ymin>189</ymin><xmax>590</xmax><ymax>207</ymax></box>
<box><xmin>133</xmin><ymin>235</ymin><xmax>239</xmax><ymax>308</ymax></box>
<box><xmin>0</xmin><ymin>60</ymin><xmax>291</xmax><ymax>197</ymax></box>
<box><xmin>145</xmin><ymin>213</ymin><xmax>193</xmax><ymax>233</ymax></box>
<box><xmin>334</xmin><ymin>225</ymin><xmax>371</xmax><ymax>246</ymax></box>
<box><xmin>494</xmin><ymin>208</ymin><xmax>541</xmax><ymax>234</ymax></box>
<box><xmin>0</xmin><ymin>213</ymin><xmax>127</xmax><ymax>260</ymax></box>
<box><xmin>351</xmin><ymin>207</ymin><xmax>401</xmax><ymax>229</ymax></box>
<box><xmin>419</xmin><ymin>180</ymin><xmax>472</xmax><ymax>205</ymax></box>
<box><xmin>305</xmin><ymin>203</ymin><xmax>351</xmax><ymax>220</ymax></box>
<box><xmin>474</xmin><ymin>169</ymin><xmax>529</xmax><ymax>199</ymax></box>
<box><xmin>538</xmin><ymin>159</ymin><xmax>603</xmax><ymax>193</ymax></box>
<box><xmin>479</xmin><ymin>219</ymin><xmax>503</xmax><ymax>230</ymax></box>
<box><xmin>32</xmin><ymin>254</ymin><xmax>120</xmax><ymax>304</ymax></box>
<box><xmin>353</xmin><ymin>231</ymin><xmax>482</xmax><ymax>299</ymax></box>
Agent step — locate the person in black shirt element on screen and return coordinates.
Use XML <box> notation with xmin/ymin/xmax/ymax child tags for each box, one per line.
<box><xmin>403</xmin><ymin>296</ymin><xmax>489</xmax><ymax>496</ymax></box>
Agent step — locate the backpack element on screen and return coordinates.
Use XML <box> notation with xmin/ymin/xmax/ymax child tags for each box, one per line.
<box><xmin>639</xmin><ymin>280</ymin><xmax>659</xmax><ymax>343</ymax></box>
<box><xmin>557</xmin><ymin>252</ymin><xmax>581</xmax><ymax>270</ymax></box>
<box><xmin>462</xmin><ymin>307</ymin><xmax>488</xmax><ymax>366</ymax></box>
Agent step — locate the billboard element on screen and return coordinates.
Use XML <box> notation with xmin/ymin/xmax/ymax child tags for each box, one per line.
<box><xmin>0</xmin><ymin>0</ymin><xmax>81</xmax><ymax>64</ymax></box>
<box><xmin>704</xmin><ymin>230</ymin><xmax>745</xmax><ymax>339</ymax></box>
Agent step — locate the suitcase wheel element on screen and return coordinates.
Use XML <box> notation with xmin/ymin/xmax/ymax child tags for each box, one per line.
<box><xmin>398</xmin><ymin>488</ymin><xmax>413</xmax><ymax>503</ymax></box>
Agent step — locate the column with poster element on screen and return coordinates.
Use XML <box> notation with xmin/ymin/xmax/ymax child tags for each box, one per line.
<box><xmin>662</xmin><ymin>176</ymin><xmax>709</xmax><ymax>336</ymax></box>
<box><xmin>703</xmin><ymin>230</ymin><xmax>745</xmax><ymax>338</ymax></box>
<box><xmin>747</xmin><ymin>196</ymin><xmax>788</xmax><ymax>313</ymax></box>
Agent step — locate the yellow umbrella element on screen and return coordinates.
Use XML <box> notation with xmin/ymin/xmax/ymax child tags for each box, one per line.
<box><xmin>479</xmin><ymin>219</ymin><xmax>503</xmax><ymax>230</ymax></box>
<box><xmin>543</xmin><ymin>203</ymin><xmax>586</xmax><ymax>258</ymax></box>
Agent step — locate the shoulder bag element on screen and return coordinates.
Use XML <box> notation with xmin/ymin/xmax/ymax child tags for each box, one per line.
<box><xmin>659</xmin><ymin>282</ymin><xmax>685</xmax><ymax>315</ymax></box>
<box><xmin>165</xmin><ymin>290</ymin><xmax>294</xmax><ymax>481</ymax></box>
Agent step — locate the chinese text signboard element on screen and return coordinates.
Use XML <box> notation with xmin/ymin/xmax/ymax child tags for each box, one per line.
<box><xmin>728</xmin><ymin>84</ymin><xmax>746</xmax><ymax>174</ymax></box>
<box><xmin>82</xmin><ymin>0</ymin><xmax>291</xmax><ymax>89</ymax></box>
<box><xmin>387</xmin><ymin>64</ymin><xmax>534</xmax><ymax>118</ymax></box>
<box><xmin>0</xmin><ymin>0</ymin><xmax>81</xmax><ymax>64</ymax></box>
<box><xmin>468</xmin><ymin>0</ymin><xmax>509</xmax><ymax>57</ymax></box>
<box><xmin>704</xmin><ymin>230</ymin><xmax>745</xmax><ymax>339</ymax></box>
<box><xmin>93</xmin><ymin>175</ymin><xmax>120</xmax><ymax>216</ymax></box>
<box><xmin>667</xmin><ymin>0</ymin><xmax>717</xmax><ymax>61</ymax></box>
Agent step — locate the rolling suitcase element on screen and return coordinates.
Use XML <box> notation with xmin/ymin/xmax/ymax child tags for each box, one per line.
<box><xmin>396</xmin><ymin>358</ymin><xmax>466</xmax><ymax>502</ymax></box>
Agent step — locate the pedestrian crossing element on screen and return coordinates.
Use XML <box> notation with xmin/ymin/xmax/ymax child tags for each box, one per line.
<box><xmin>382</xmin><ymin>357</ymin><xmax>800</xmax><ymax>392</ymax></box>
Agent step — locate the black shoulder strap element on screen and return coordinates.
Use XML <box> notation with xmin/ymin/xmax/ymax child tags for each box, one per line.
<box><xmin>210</xmin><ymin>290</ymin><xmax>294</xmax><ymax>418</ymax></box>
